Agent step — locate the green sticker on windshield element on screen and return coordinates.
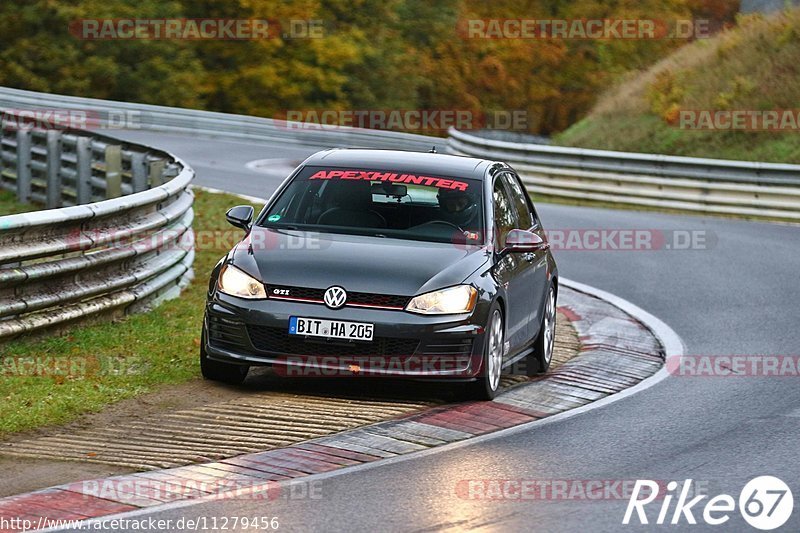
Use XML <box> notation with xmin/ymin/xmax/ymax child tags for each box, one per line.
<box><xmin>267</xmin><ymin>214</ymin><xmax>281</xmax><ymax>222</ymax></box>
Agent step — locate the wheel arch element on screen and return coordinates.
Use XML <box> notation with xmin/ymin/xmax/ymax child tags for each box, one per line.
<box><xmin>493</xmin><ymin>294</ymin><xmax>507</xmax><ymax>325</ymax></box>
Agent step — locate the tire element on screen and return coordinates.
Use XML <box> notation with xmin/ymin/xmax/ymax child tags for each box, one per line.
<box><xmin>200</xmin><ymin>329</ymin><xmax>250</xmax><ymax>385</ymax></box>
<box><xmin>466</xmin><ymin>306</ymin><xmax>504</xmax><ymax>400</ymax></box>
<box><xmin>526</xmin><ymin>284</ymin><xmax>556</xmax><ymax>377</ymax></box>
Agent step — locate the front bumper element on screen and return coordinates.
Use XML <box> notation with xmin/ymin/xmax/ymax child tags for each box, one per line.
<box><xmin>204</xmin><ymin>292</ymin><xmax>489</xmax><ymax>379</ymax></box>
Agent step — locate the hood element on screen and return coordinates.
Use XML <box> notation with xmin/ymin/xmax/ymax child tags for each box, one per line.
<box><xmin>230</xmin><ymin>227</ymin><xmax>491</xmax><ymax>296</ymax></box>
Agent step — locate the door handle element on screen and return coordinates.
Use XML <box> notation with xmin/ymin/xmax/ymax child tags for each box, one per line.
<box><xmin>523</xmin><ymin>252</ymin><xmax>535</xmax><ymax>262</ymax></box>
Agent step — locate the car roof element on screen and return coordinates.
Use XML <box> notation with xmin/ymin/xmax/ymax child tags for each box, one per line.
<box><xmin>302</xmin><ymin>148</ymin><xmax>501</xmax><ymax>181</ymax></box>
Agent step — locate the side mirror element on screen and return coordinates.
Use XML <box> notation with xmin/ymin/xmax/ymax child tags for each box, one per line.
<box><xmin>226</xmin><ymin>205</ymin><xmax>254</xmax><ymax>231</ymax></box>
<box><xmin>502</xmin><ymin>229</ymin><xmax>549</xmax><ymax>255</ymax></box>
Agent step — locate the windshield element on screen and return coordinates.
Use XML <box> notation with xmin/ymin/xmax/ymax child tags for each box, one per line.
<box><xmin>260</xmin><ymin>166</ymin><xmax>485</xmax><ymax>244</ymax></box>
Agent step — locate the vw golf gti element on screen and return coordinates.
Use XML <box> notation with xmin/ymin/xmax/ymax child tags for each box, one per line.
<box><xmin>202</xmin><ymin>149</ymin><xmax>558</xmax><ymax>399</ymax></box>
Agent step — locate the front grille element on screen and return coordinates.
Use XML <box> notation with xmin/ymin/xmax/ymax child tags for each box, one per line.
<box><xmin>269</xmin><ymin>286</ymin><xmax>323</xmax><ymax>301</ymax></box>
<box><xmin>267</xmin><ymin>285</ymin><xmax>410</xmax><ymax>309</ymax></box>
<box><xmin>207</xmin><ymin>315</ymin><xmax>250</xmax><ymax>351</ymax></box>
<box><xmin>247</xmin><ymin>326</ymin><xmax>419</xmax><ymax>357</ymax></box>
<box><xmin>419</xmin><ymin>338</ymin><xmax>475</xmax><ymax>357</ymax></box>
<box><xmin>348</xmin><ymin>292</ymin><xmax>410</xmax><ymax>308</ymax></box>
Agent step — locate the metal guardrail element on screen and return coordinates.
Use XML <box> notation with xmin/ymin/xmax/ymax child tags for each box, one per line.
<box><xmin>0</xmin><ymin>86</ymin><xmax>441</xmax><ymax>152</ymax></box>
<box><xmin>3</xmin><ymin>86</ymin><xmax>799</xmax><ymax>220</ymax></box>
<box><xmin>0</xmin><ymin>112</ymin><xmax>195</xmax><ymax>340</ymax></box>
<box><xmin>448</xmin><ymin>128</ymin><xmax>800</xmax><ymax>219</ymax></box>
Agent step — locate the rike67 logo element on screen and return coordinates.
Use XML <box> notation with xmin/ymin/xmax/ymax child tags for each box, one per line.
<box><xmin>624</xmin><ymin>477</ymin><xmax>793</xmax><ymax>530</ymax></box>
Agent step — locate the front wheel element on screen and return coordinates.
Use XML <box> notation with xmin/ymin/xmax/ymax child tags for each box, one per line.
<box><xmin>200</xmin><ymin>330</ymin><xmax>250</xmax><ymax>385</ymax></box>
<box><xmin>526</xmin><ymin>285</ymin><xmax>556</xmax><ymax>376</ymax></box>
<box><xmin>465</xmin><ymin>307</ymin><xmax>504</xmax><ymax>400</ymax></box>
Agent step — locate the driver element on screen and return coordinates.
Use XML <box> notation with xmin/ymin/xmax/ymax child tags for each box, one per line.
<box><xmin>437</xmin><ymin>189</ymin><xmax>479</xmax><ymax>228</ymax></box>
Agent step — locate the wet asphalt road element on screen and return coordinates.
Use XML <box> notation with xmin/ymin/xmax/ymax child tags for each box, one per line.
<box><xmin>104</xmin><ymin>131</ymin><xmax>800</xmax><ymax>532</ymax></box>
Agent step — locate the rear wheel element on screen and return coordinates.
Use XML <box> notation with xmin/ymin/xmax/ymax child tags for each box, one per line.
<box><xmin>200</xmin><ymin>329</ymin><xmax>250</xmax><ymax>385</ymax></box>
<box><xmin>526</xmin><ymin>285</ymin><xmax>556</xmax><ymax>376</ymax></box>
<box><xmin>466</xmin><ymin>307</ymin><xmax>504</xmax><ymax>400</ymax></box>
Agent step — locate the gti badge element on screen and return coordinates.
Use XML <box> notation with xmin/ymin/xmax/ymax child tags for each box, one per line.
<box><xmin>324</xmin><ymin>286</ymin><xmax>347</xmax><ymax>309</ymax></box>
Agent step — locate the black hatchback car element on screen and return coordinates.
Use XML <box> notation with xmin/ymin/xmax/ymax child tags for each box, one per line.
<box><xmin>202</xmin><ymin>149</ymin><xmax>557</xmax><ymax>399</ymax></box>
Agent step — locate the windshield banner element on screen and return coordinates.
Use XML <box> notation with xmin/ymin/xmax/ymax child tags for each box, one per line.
<box><xmin>308</xmin><ymin>169</ymin><xmax>470</xmax><ymax>191</ymax></box>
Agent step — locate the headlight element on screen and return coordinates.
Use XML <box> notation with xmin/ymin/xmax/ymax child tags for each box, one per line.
<box><xmin>217</xmin><ymin>264</ymin><xmax>267</xmax><ymax>299</ymax></box>
<box><xmin>406</xmin><ymin>285</ymin><xmax>478</xmax><ymax>315</ymax></box>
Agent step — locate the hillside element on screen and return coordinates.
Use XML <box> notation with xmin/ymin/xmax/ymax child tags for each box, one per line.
<box><xmin>556</xmin><ymin>9</ymin><xmax>800</xmax><ymax>163</ymax></box>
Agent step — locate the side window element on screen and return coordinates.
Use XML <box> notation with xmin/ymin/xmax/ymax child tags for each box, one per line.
<box><xmin>501</xmin><ymin>172</ymin><xmax>536</xmax><ymax>229</ymax></box>
<box><xmin>493</xmin><ymin>178</ymin><xmax>519</xmax><ymax>248</ymax></box>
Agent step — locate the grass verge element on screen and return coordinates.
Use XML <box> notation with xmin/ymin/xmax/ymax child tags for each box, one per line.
<box><xmin>0</xmin><ymin>190</ymin><xmax>261</xmax><ymax>437</ymax></box>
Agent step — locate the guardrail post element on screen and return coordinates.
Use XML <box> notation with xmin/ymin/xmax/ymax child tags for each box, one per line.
<box><xmin>45</xmin><ymin>130</ymin><xmax>63</xmax><ymax>208</ymax></box>
<box><xmin>149</xmin><ymin>159</ymin><xmax>165</xmax><ymax>187</ymax></box>
<box><xmin>104</xmin><ymin>144</ymin><xmax>122</xmax><ymax>199</ymax></box>
<box><xmin>75</xmin><ymin>136</ymin><xmax>92</xmax><ymax>204</ymax></box>
<box><xmin>130</xmin><ymin>152</ymin><xmax>148</xmax><ymax>192</ymax></box>
<box><xmin>15</xmin><ymin>128</ymin><xmax>32</xmax><ymax>203</ymax></box>
<box><xmin>0</xmin><ymin>124</ymin><xmax>5</xmax><ymax>185</ymax></box>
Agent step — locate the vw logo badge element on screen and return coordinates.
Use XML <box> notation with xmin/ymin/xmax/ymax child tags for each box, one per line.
<box><xmin>324</xmin><ymin>286</ymin><xmax>347</xmax><ymax>309</ymax></box>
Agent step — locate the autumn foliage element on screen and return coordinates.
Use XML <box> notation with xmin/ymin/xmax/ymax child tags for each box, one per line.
<box><xmin>0</xmin><ymin>0</ymin><xmax>738</xmax><ymax>135</ymax></box>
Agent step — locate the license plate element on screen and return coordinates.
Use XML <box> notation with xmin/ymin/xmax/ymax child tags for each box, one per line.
<box><xmin>289</xmin><ymin>316</ymin><xmax>374</xmax><ymax>341</ymax></box>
